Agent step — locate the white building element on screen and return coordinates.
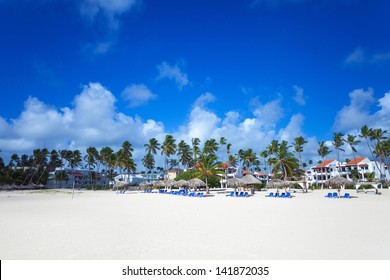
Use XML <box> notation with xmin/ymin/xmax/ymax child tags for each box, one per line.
<box><xmin>306</xmin><ymin>157</ymin><xmax>389</xmax><ymax>187</ymax></box>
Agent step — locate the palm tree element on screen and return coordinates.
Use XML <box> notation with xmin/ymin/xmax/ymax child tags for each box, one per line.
<box><xmin>203</xmin><ymin>138</ymin><xmax>219</xmax><ymax>156</ymax></box>
<box><xmin>260</xmin><ymin>150</ymin><xmax>269</xmax><ymax>174</ymax></box>
<box><xmin>144</xmin><ymin>138</ymin><xmax>161</xmax><ymax>156</ymax></box>
<box><xmin>119</xmin><ymin>141</ymin><xmax>136</xmax><ymax>183</ymax></box>
<box><xmin>241</xmin><ymin>148</ymin><xmax>257</xmax><ymax>171</ymax></box>
<box><xmin>100</xmin><ymin>146</ymin><xmax>114</xmax><ymax>187</ymax></box>
<box><xmin>272</xmin><ymin>140</ymin><xmax>299</xmax><ymax>179</ymax></box>
<box><xmin>142</xmin><ymin>152</ymin><xmax>155</xmax><ymax>171</ymax></box>
<box><xmin>317</xmin><ymin>141</ymin><xmax>331</xmax><ymax>188</ymax></box>
<box><xmin>219</xmin><ymin>137</ymin><xmax>227</xmax><ymax>160</ymax></box>
<box><xmin>293</xmin><ymin>136</ymin><xmax>307</xmax><ymax>170</ymax></box>
<box><xmin>177</xmin><ymin>140</ymin><xmax>193</xmax><ymax>168</ymax></box>
<box><xmin>332</xmin><ymin>132</ymin><xmax>345</xmax><ymax>172</ymax></box>
<box><xmin>161</xmin><ymin>134</ymin><xmax>177</xmax><ymax>179</ymax></box>
<box><xmin>346</xmin><ymin>134</ymin><xmax>360</xmax><ymax>169</ymax></box>
<box><xmin>191</xmin><ymin>137</ymin><xmax>201</xmax><ymax>162</ymax></box>
<box><xmin>370</xmin><ymin>128</ymin><xmax>388</xmax><ymax>178</ymax></box>
<box><xmin>193</xmin><ymin>152</ymin><xmax>223</xmax><ymax>194</ymax></box>
<box><xmin>84</xmin><ymin>146</ymin><xmax>98</xmax><ymax>188</ymax></box>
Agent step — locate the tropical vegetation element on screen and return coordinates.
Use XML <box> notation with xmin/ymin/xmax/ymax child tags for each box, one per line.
<box><xmin>0</xmin><ymin>125</ymin><xmax>388</xmax><ymax>188</ymax></box>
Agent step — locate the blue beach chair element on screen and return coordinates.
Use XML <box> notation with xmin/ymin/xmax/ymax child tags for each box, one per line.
<box><xmin>226</xmin><ymin>191</ymin><xmax>235</xmax><ymax>197</ymax></box>
<box><xmin>332</xmin><ymin>192</ymin><xmax>339</xmax><ymax>198</ymax></box>
<box><xmin>285</xmin><ymin>192</ymin><xmax>291</xmax><ymax>198</ymax></box>
<box><xmin>265</xmin><ymin>192</ymin><xmax>274</xmax><ymax>197</ymax></box>
<box><xmin>341</xmin><ymin>193</ymin><xmax>350</xmax><ymax>199</ymax></box>
<box><xmin>325</xmin><ymin>193</ymin><xmax>332</xmax><ymax>198</ymax></box>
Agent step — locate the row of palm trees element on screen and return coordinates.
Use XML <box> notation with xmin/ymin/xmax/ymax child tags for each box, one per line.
<box><xmin>0</xmin><ymin>125</ymin><xmax>388</xmax><ymax>187</ymax></box>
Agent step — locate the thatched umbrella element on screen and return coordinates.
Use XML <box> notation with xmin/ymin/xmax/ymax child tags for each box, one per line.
<box><xmin>153</xmin><ymin>180</ymin><xmax>165</xmax><ymax>188</ymax></box>
<box><xmin>174</xmin><ymin>179</ymin><xmax>188</xmax><ymax>188</ymax></box>
<box><xmin>266</xmin><ymin>179</ymin><xmax>289</xmax><ymax>189</ymax></box>
<box><xmin>139</xmin><ymin>181</ymin><xmax>152</xmax><ymax>189</ymax></box>
<box><xmin>188</xmin><ymin>178</ymin><xmax>206</xmax><ymax>189</ymax></box>
<box><xmin>226</xmin><ymin>177</ymin><xmax>245</xmax><ymax>188</ymax></box>
<box><xmin>324</xmin><ymin>176</ymin><xmax>354</xmax><ymax>189</ymax></box>
<box><xmin>241</xmin><ymin>174</ymin><xmax>262</xmax><ymax>185</ymax></box>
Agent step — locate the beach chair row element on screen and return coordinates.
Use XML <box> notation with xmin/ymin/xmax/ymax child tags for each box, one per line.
<box><xmin>158</xmin><ymin>189</ymin><xmax>204</xmax><ymax>197</ymax></box>
<box><xmin>226</xmin><ymin>191</ymin><xmax>250</xmax><ymax>197</ymax></box>
<box><xmin>265</xmin><ymin>192</ymin><xmax>291</xmax><ymax>198</ymax></box>
<box><xmin>325</xmin><ymin>192</ymin><xmax>350</xmax><ymax>199</ymax></box>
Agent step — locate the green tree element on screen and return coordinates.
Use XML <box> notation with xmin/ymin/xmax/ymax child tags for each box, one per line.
<box><xmin>293</xmin><ymin>136</ymin><xmax>307</xmax><ymax>170</ymax></box>
<box><xmin>332</xmin><ymin>132</ymin><xmax>345</xmax><ymax>172</ymax></box>
<box><xmin>272</xmin><ymin>140</ymin><xmax>299</xmax><ymax>179</ymax></box>
<box><xmin>161</xmin><ymin>134</ymin><xmax>177</xmax><ymax>179</ymax></box>
<box><xmin>177</xmin><ymin>140</ymin><xmax>193</xmax><ymax>168</ymax></box>
<box><xmin>193</xmin><ymin>153</ymin><xmax>223</xmax><ymax>194</ymax></box>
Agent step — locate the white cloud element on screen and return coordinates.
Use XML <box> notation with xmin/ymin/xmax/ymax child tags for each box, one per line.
<box><xmin>345</xmin><ymin>47</ymin><xmax>365</xmax><ymax>64</ymax></box>
<box><xmin>193</xmin><ymin>92</ymin><xmax>215</xmax><ymax>108</ymax></box>
<box><xmin>293</xmin><ymin>85</ymin><xmax>306</xmax><ymax>106</ymax></box>
<box><xmin>0</xmin><ymin>82</ymin><xmax>164</xmax><ymax>163</ymax></box>
<box><xmin>156</xmin><ymin>62</ymin><xmax>189</xmax><ymax>90</ymax></box>
<box><xmin>253</xmin><ymin>99</ymin><xmax>284</xmax><ymax>126</ymax></box>
<box><xmin>333</xmin><ymin>88</ymin><xmax>375</xmax><ymax>131</ymax></box>
<box><xmin>122</xmin><ymin>84</ymin><xmax>157</xmax><ymax>107</ymax></box>
<box><xmin>333</xmin><ymin>88</ymin><xmax>390</xmax><ymax>142</ymax></box>
<box><xmin>278</xmin><ymin>113</ymin><xmax>305</xmax><ymax>142</ymax></box>
<box><xmin>345</xmin><ymin>47</ymin><xmax>390</xmax><ymax>64</ymax></box>
<box><xmin>80</xmin><ymin>0</ymin><xmax>139</xmax><ymax>29</ymax></box>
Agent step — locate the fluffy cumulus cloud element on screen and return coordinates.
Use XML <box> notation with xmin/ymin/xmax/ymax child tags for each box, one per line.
<box><xmin>0</xmin><ymin>83</ymin><xmax>334</xmax><ymax>170</ymax></box>
<box><xmin>253</xmin><ymin>98</ymin><xmax>284</xmax><ymax>127</ymax></box>
<box><xmin>156</xmin><ymin>62</ymin><xmax>189</xmax><ymax>90</ymax></box>
<box><xmin>293</xmin><ymin>85</ymin><xmax>306</xmax><ymax>106</ymax></box>
<box><xmin>122</xmin><ymin>84</ymin><xmax>157</xmax><ymax>107</ymax></box>
<box><xmin>333</xmin><ymin>88</ymin><xmax>375</xmax><ymax>131</ymax></box>
<box><xmin>0</xmin><ymin>82</ymin><xmax>164</xmax><ymax>163</ymax></box>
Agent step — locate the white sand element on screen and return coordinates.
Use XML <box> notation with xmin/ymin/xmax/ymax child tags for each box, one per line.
<box><xmin>0</xmin><ymin>189</ymin><xmax>389</xmax><ymax>260</ymax></box>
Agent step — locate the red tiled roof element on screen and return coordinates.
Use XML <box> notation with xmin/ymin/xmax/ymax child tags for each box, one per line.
<box><xmin>242</xmin><ymin>170</ymin><xmax>252</xmax><ymax>175</ymax></box>
<box><xmin>314</xmin><ymin>159</ymin><xmax>335</xmax><ymax>168</ymax></box>
<box><xmin>346</xmin><ymin>157</ymin><xmax>367</xmax><ymax>165</ymax></box>
<box><xmin>254</xmin><ymin>171</ymin><xmax>267</xmax><ymax>176</ymax></box>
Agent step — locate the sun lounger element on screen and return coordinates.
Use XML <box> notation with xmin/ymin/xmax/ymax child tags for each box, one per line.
<box><xmin>188</xmin><ymin>192</ymin><xmax>196</xmax><ymax>197</ymax></box>
<box><xmin>332</xmin><ymin>192</ymin><xmax>339</xmax><ymax>198</ymax></box>
<box><xmin>325</xmin><ymin>193</ymin><xmax>332</xmax><ymax>198</ymax></box>
<box><xmin>265</xmin><ymin>192</ymin><xmax>274</xmax><ymax>197</ymax></box>
<box><xmin>196</xmin><ymin>192</ymin><xmax>204</xmax><ymax>197</ymax></box>
<box><xmin>280</xmin><ymin>193</ymin><xmax>286</xmax><ymax>198</ymax></box>
<box><xmin>341</xmin><ymin>193</ymin><xmax>350</xmax><ymax>199</ymax></box>
<box><xmin>226</xmin><ymin>191</ymin><xmax>235</xmax><ymax>197</ymax></box>
<box><xmin>239</xmin><ymin>192</ymin><xmax>249</xmax><ymax>197</ymax></box>
<box><xmin>285</xmin><ymin>192</ymin><xmax>291</xmax><ymax>198</ymax></box>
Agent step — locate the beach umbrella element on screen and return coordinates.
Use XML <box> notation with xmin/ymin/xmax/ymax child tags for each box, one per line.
<box><xmin>266</xmin><ymin>179</ymin><xmax>290</xmax><ymax>189</ymax></box>
<box><xmin>164</xmin><ymin>180</ymin><xmax>176</xmax><ymax>189</ymax></box>
<box><xmin>153</xmin><ymin>180</ymin><xmax>165</xmax><ymax>187</ymax></box>
<box><xmin>226</xmin><ymin>177</ymin><xmax>245</xmax><ymax>188</ymax></box>
<box><xmin>174</xmin><ymin>179</ymin><xmax>188</xmax><ymax>188</ymax></box>
<box><xmin>241</xmin><ymin>174</ymin><xmax>262</xmax><ymax>185</ymax></box>
<box><xmin>324</xmin><ymin>176</ymin><xmax>354</xmax><ymax>189</ymax></box>
<box><xmin>139</xmin><ymin>181</ymin><xmax>152</xmax><ymax>189</ymax></box>
<box><xmin>188</xmin><ymin>178</ymin><xmax>206</xmax><ymax>189</ymax></box>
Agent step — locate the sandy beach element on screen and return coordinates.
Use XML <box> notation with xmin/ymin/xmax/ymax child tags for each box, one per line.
<box><xmin>0</xmin><ymin>188</ymin><xmax>389</xmax><ymax>260</ymax></box>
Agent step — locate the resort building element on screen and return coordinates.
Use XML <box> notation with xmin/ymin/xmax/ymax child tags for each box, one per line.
<box><xmin>306</xmin><ymin>157</ymin><xmax>390</xmax><ymax>187</ymax></box>
<box><xmin>46</xmin><ymin>168</ymin><xmax>109</xmax><ymax>188</ymax></box>
<box><xmin>166</xmin><ymin>168</ymin><xmax>184</xmax><ymax>180</ymax></box>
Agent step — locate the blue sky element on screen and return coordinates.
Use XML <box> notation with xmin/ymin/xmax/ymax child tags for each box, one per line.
<box><xmin>0</xmin><ymin>0</ymin><xmax>389</xmax><ymax>167</ymax></box>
